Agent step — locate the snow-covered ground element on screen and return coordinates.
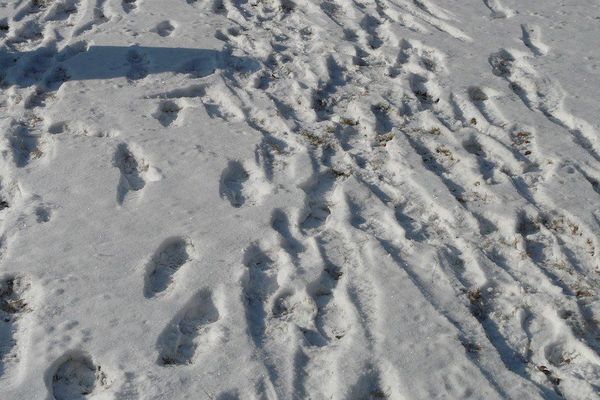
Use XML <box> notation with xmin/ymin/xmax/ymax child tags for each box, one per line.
<box><xmin>0</xmin><ymin>0</ymin><xmax>599</xmax><ymax>398</ymax></box>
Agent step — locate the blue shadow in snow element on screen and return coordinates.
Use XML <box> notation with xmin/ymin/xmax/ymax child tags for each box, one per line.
<box><xmin>0</xmin><ymin>44</ymin><xmax>260</xmax><ymax>89</ymax></box>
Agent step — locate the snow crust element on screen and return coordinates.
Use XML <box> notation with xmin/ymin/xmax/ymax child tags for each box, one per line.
<box><xmin>0</xmin><ymin>0</ymin><xmax>599</xmax><ymax>398</ymax></box>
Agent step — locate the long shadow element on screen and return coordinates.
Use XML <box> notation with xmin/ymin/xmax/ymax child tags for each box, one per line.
<box><xmin>0</xmin><ymin>44</ymin><xmax>260</xmax><ymax>88</ymax></box>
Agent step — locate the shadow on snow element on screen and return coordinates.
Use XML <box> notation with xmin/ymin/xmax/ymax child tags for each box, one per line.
<box><xmin>0</xmin><ymin>44</ymin><xmax>259</xmax><ymax>89</ymax></box>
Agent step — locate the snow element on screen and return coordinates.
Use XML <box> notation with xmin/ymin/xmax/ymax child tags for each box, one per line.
<box><xmin>0</xmin><ymin>0</ymin><xmax>599</xmax><ymax>399</ymax></box>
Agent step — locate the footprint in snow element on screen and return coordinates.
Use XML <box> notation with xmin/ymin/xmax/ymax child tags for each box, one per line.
<box><xmin>49</xmin><ymin>351</ymin><xmax>108</xmax><ymax>400</ymax></box>
<box><xmin>219</xmin><ymin>160</ymin><xmax>249</xmax><ymax>208</ymax></box>
<box><xmin>144</xmin><ymin>237</ymin><xmax>196</xmax><ymax>298</ymax></box>
<box><xmin>153</xmin><ymin>100</ymin><xmax>182</xmax><ymax>127</ymax></box>
<box><xmin>156</xmin><ymin>289</ymin><xmax>220</xmax><ymax>365</ymax></box>
<box><xmin>113</xmin><ymin>143</ymin><xmax>161</xmax><ymax>205</ymax></box>
<box><xmin>126</xmin><ymin>48</ymin><xmax>149</xmax><ymax>81</ymax></box>
<box><xmin>153</xmin><ymin>20</ymin><xmax>175</xmax><ymax>37</ymax></box>
<box><xmin>0</xmin><ymin>275</ymin><xmax>29</xmax><ymax>377</ymax></box>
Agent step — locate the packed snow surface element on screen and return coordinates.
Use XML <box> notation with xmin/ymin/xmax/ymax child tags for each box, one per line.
<box><xmin>0</xmin><ymin>0</ymin><xmax>599</xmax><ymax>399</ymax></box>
